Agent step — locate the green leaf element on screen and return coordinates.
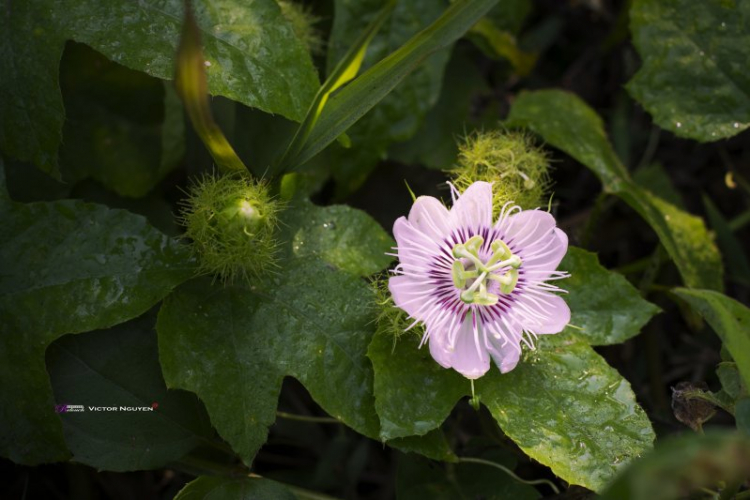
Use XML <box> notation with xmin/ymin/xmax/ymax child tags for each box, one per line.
<box><xmin>58</xmin><ymin>43</ymin><xmax>182</xmax><ymax>197</ymax></box>
<box><xmin>276</xmin><ymin>0</ymin><xmax>397</xmax><ymax>176</ymax></box>
<box><xmin>0</xmin><ymin>157</ymin><xmax>9</xmax><ymax>204</ymax></box>
<box><xmin>65</xmin><ymin>0</ymin><xmax>318</xmax><ymax>122</ymax></box>
<box><xmin>388</xmin><ymin>430</ymin><xmax>457</xmax><ymax>463</ymax></box>
<box><xmin>156</xmin><ymin>258</ymin><xmax>381</xmax><ymax>466</ymax></box>
<box><xmin>291</xmin><ymin>0</ymin><xmax>500</xmax><ymax>169</ymax></box>
<box><xmin>736</xmin><ymin>398</ymin><xmax>750</xmax><ymax>434</ymax></box>
<box><xmin>46</xmin><ymin>313</ymin><xmax>214</xmax><ymax>471</ymax></box>
<box><xmin>0</xmin><ymin>199</ymin><xmax>193</xmax><ymax>464</ymax></box>
<box><xmin>717</xmin><ymin>362</ymin><xmax>745</xmax><ymax>400</ymax></box>
<box><xmin>278</xmin><ymin>200</ymin><xmax>394</xmax><ymax>277</ymax></box>
<box><xmin>600</xmin><ymin>431</ymin><xmax>750</xmax><ymax>500</ymax></box>
<box><xmin>174</xmin><ymin>476</ymin><xmax>296</xmax><ymax>500</ymax></box>
<box><xmin>467</xmin><ymin>18</ymin><xmax>537</xmax><ymax>76</ymax></box>
<box><xmin>323</xmin><ymin>0</ymin><xmax>452</xmax><ymax>193</ymax></box>
<box><xmin>562</xmin><ymin>247</ymin><xmax>660</xmax><ymax>345</ymax></box>
<box><xmin>673</xmin><ymin>289</ymin><xmax>750</xmax><ymax>392</ymax></box>
<box><xmin>160</xmin><ymin>82</ymin><xmax>186</xmax><ymax>175</ymax></box>
<box><xmin>506</xmin><ymin>89</ymin><xmax>724</xmax><ymax>291</ymax></box>
<box><xmin>0</xmin><ymin>1</ymin><xmax>65</xmax><ymax>176</ymax></box>
<box><xmin>627</xmin><ymin>0</ymin><xmax>750</xmax><ymax>141</ymax></box>
<box><xmin>703</xmin><ymin>194</ymin><xmax>750</xmax><ymax>286</ymax></box>
<box><xmin>396</xmin><ymin>454</ymin><xmax>540</xmax><ymax>500</ymax></box>
<box><xmin>369</xmin><ymin>331</ymin><xmax>654</xmax><ymax>491</ymax></box>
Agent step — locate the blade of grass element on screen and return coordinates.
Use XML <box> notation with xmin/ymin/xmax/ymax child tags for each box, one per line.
<box><xmin>276</xmin><ymin>0</ymin><xmax>397</xmax><ymax>174</ymax></box>
<box><xmin>284</xmin><ymin>0</ymin><xmax>499</xmax><ymax>171</ymax></box>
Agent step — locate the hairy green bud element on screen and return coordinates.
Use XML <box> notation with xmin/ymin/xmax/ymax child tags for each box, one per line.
<box><xmin>278</xmin><ymin>0</ymin><xmax>323</xmax><ymax>56</ymax></box>
<box><xmin>180</xmin><ymin>174</ymin><xmax>280</xmax><ymax>283</ymax></box>
<box><xmin>449</xmin><ymin>130</ymin><xmax>551</xmax><ymax>215</ymax></box>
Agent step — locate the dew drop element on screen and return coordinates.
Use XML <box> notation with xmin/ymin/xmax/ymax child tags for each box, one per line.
<box><xmin>733</xmin><ymin>122</ymin><xmax>740</xmax><ymax>128</ymax></box>
<box><xmin>204</xmin><ymin>60</ymin><xmax>212</xmax><ymax>67</ymax></box>
<box><xmin>675</xmin><ymin>122</ymin><xmax>682</xmax><ymax>128</ymax></box>
<box><xmin>322</xmin><ymin>221</ymin><xmax>336</xmax><ymax>230</ymax></box>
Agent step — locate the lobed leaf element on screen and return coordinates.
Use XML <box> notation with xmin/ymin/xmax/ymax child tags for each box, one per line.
<box><xmin>0</xmin><ymin>199</ymin><xmax>193</xmax><ymax>464</ymax></box>
<box><xmin>156</xmin><ymin>258</ymin><xmax>381</xmax><ymax>466</ymax></box>
<box><xmin>507</xmin><ymin>89</ymin><xmax>723</xmax><ymax>291</ymax></box>
<box><xmin>628</xmin><ymin>0</ymin><xmax>750</xmax><ymax>141</ymax></box>
<box><xmin>369</xmin><ymin>330</ymin><xmax>655</xmax><ymax>491</ymax></box>
<box><xmin>562</xmin><ymin>247</ymin><xmax>661</xmax><ymax>345</ymax></box>
<box><xmin>46</xmin><ymin>314</ymin><xmax>214</xmax><ymax>471</ymax></box>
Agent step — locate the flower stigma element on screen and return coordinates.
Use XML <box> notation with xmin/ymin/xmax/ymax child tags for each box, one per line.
<box><xmin>451</xmin><ymin>235</ymin><xmax>522</xmax><ymax>306</ymax></box>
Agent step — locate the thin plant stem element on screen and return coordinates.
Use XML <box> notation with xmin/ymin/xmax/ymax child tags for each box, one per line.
<box><xmin>457</xmin><ymin>457</ymin><xmax>560</xmax><ymax>495</ymax></box>
<box><xmin>248</xmin><ymin>473</ymin><xmax>343</xmax><ymax>500</ymax></box>
<box><xmin>276</xmin><ymin>411</ymin><xmax>341</xmax><ymax>424</ymax></box>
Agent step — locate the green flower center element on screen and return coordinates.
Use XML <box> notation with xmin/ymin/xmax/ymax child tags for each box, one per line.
<box><xmin>451</xmin><ymin>235</ymin><xmax>522</xmax><ymax>306</ymax></box>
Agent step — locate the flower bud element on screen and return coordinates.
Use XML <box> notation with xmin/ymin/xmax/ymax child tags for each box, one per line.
<box><xmin>180</xmin><ymin>174</ymin><xmax>279</xmax><ymax>283</ymax></box>
<box><xmin>450</xmin><ymin>130</ymin><xmax>551</xmax><ymax>215</ymax></box>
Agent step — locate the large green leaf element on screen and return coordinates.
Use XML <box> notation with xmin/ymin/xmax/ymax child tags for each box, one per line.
<box><xmin>1</xmin><ymin>0</ymin><xmax>317</xmax><ymax>176</ymax></box>
<box><xmin>506</xmin><ymin>90</ymin><xmax>723</xmax><ymax>291</ymax></box>
<box><xmin>562</xmin><ymin>247</ymin><xmax>660</xmax><ymax>345</ymax></box>
<box><xmin>0</xmin><ymin>199</ymin><xmax>193</xmax><ymax>464</ymax></box>
<box><xmin>174</xmin><ymin>476</ymin><xmax>296</xmax><ymax>500</ymax></box>
<box><xmin>0</xmin><ymin>1</ymin><xmax>65</xmax><ymax>176</ymax></box>
<box><xmin>369</xmin><ymin>331</ymin><xmax>654</xmax><ymax>491</ymax></box>
<box><xmin>673</xmin><ymin>289</ymin><xmax>750</xmax><ymax>392</ymax></box>
<box><xmin>46</xmin><ymin>313</ymin><xmax>214</xmax><ymax>471</ymax></box>
<box><xmin>61</xmin><ymin>0</ymin><xmax>318</xmax><ymax>122</ymax></box>
<box><xmin>278</xmin><ymin>200</ymin><xmax>394</xmax><ymax>277</ymax></box>
<box><xmin>156</xmin><ymin>258</ymin><xmax>381</xmax><ymax>466</ymax></box>
<box><xmin>291</xmin><ymin>0</ymin><xmax>500</xmax><ymax>169</ymax></box>
<box><xmin>628</xmin><ymin>0</ymin><xmax>750</xmax><ymax>142</ymax></box>
<box><xmin>600</xmin><ymin>431</ymin><xmax>750</xmax><ymax>500</ymax></box>
<box><xmin>58</xmin><ymin>43</ymin><xmax>182</xmax><ymax>197</ymax></box>
<box><xmin>325</xmin><ymin>0</ymin><xmax>451</xmax><ymax>193</ymax></box>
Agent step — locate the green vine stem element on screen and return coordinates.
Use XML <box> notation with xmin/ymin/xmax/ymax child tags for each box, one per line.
<box><xmin>457</xmin><ymin>457</ymin><xmax>561</xmax><ymax>495</ymax></box>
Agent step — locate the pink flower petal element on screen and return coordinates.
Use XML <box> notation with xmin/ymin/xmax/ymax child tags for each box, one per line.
<box><xmin>487</xmin><ymin>336</ymin><xmax>522</xmax><ymax>374</ymax></box>
<box><xmin>451</xmin><ymin>181</ymin><xmax>493</xmax><ymax>229</ymax></box>
<box><xmin>502</xmin><ymin>210</ymin><xmax>556</xmax><ymax>249</ymax></box>
<box><xmin>523</xmin><ymin>228</ymin><xmax>569</xmax><ymax>271</ymax></box>
<box><xmin>529</xmin><ymin>293</ymin><xmax>570</xmax><ymax>334</ymax></box>
<box><xmin>393</xmin><ymin>217</ymin><xmax>439</xmax><ymax>269</ymax></box>
<box><xmin>427</xmin><ymin>319</ymin><xmax>455</xmax><ymax>369</ymax></box>
<box><xmin>408</xmin><ymin>196</ymin><xmax>452</xmax><ymax>242</ymax></box>
<box><xmin>389</xmin><ymin>275</ymin><xmax>431</xmax><ymax>318</ymax></box>
<box><xmin>445</xmin><ymin>315</ymin><xmax>491</xmax><ymax>379</ymax></box>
